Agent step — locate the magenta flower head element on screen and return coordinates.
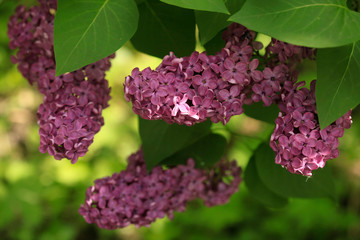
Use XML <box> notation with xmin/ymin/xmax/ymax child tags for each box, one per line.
<box><xmin>124</xmin><ymin>24</ymin><xmax>266</xmax><ymax>126</ymax></box>
<box><xmin>8</xmin><ymin>0</ymin><xmax>114</xmax><ymax>162</ymax></box>
<box><xmin>270</xmin><ymin>80</ymin><xmax>352</xmax><ymax>176</ymax></box>
<box><xmin>79</xmin><ymin>149</ymin><xmax>242</xmax><ymax>229</ymax></box>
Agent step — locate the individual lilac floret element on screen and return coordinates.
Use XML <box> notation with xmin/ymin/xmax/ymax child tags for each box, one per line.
<box><xmin>79</xmin><ymin>149</ymin><xmax>242</xmax><ymax>229</ymax></box>
<box><xmin>270</xmin><ymin>80</ymin><xmax>352</xmax><ymax>176</ymax></box>
<box><xmin>124</xmin><ymin>24</ymin><xmax>262</xmax><ymax>125</ymax></box>
<box><xmin>8</xmin><ymin>0</ymin><xmax>114</xmax><ymax>163</ymax></box>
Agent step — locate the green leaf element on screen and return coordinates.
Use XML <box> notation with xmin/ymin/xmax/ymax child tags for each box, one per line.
<box><xmin>131</xmin><ymin>0</ymin><xmax>195</xmax><ymax>58</ymax></box>
<box><xmin>244</xmin><ymin>155</ymin><xmax>288</xmax><ymax>208</ymax></box>
<box><xmin>243</xmin><ymin>102</ymin><xmax>279</xmax><ymax>124</ymax></box>
<box><xmin>162</xmin><ymin>134</ymin><xmax>227</xmax><ymax>168</ymax></box>
<box><xmin>196</xmin><ymin>0</ymin><xmax>245</xmax><ymax>45</ymax></box>
<box><xmin>195</xmin><ymin>11</ymin><xmax>229</xmax><ymax>45</ymax></box>
<box><xmin>160</xmin><ymin>0</ymin><xmax>229</xmax><ymax>14</ymax></box>
<box><xmin>229</xmin><ymin>0</ymin><xmax>360</xmax><ymax>48</ymax></box>
<box><xmin>254</xmin><ymin>143</ymin><xmax>336</xmax><ymax>200</ymax></box>
<box><xmin>203</xmin><ymin>30</ymin><xmax>225</xmax><ymax>55</ymax></box>
<box><xmin>139</xmin><ymin>117</ymin><xmax>212</xmax><ymax>170</ymax></box>
<box><xmin>54</xmin><ymin>0</ymin><xmax>138</xmax><ymax>76</ymax></box>
<box><xmin>316</xmin><ymin>41</ymin><xmax>360</xmax><ymax>128</ymax></box>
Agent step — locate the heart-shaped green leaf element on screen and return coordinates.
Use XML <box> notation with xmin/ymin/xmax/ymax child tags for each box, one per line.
<box><xmin>54</xmin><ymin>0</ymin><xmax>138</xmax><ymax>75</ymax></box>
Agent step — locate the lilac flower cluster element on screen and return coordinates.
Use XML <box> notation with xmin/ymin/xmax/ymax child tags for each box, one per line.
<box><xmin>79</xmin><ymin>149</ymin><xmax>241</xmax><ymax>229</ymax></box>
<box><xmin>124</xmin><ymin>24</ymin><xmax>318</xmax><ymax>126</ymax></box>
<box><xmin>270</xmin><ymin>80</ymin><xmax>352</xmax><ymax>176</ymax></box>
<box><xmin>125</xmin><ymin>24</ymin><xmax>264</xmax><ymax>125</ymax></box>
<box><xmin>8</xmin><ymin>0</ymin><xmax>114</xmax><ymax>163</ymax></box>
<box><xmin>36</xmin><ymin>58</ymin><xmax>113</xmax><ymax>163</ymax></box>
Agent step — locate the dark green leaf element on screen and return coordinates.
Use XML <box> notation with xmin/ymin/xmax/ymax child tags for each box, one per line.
<box><xmin>139</xmin><ymin>117</ymin><xmax>212</xmax><ymax>170</ymax></box>
<box><xmin>316</xmin><ymin>41</ymin><xmax>360</xmax><ymax>128</ymax></box>
<box><xmin>54</xmin><ymin>0</ymin><xmax>138</xmax><ymax>75</ymax></box>
<box><xmin>229</xmin><ymin>0</ymin><xmax>360</xmax><ymax>48</ymax></box>
<box><xmin>162</xmin><ymin>134</ymin><xmax>227</xmax><ymax>168</ymax></box>
<box><xmin>254</xmin><ymin>143</ymin><xmax>336</xmax><ymax>200</ymax></box>
<box><xmin>195</xmin><ymin>11</ymin><xmax>229</xmax><ymax>45</ymax></box>
<box><xmin>243</xmin><ymin>102</ymin><xmax>279</xmax><ymax>124</ymax></box>
<box><xmin>160</xmin><ymin>0</ymin><xmax>229</xmax><ymax>14</ymax></box>
<box><xmin>203</xmin><ymin>30</ymin><xmax>225</xmax><ymax>55</ymax></box>
<box><xmin>195</xmin><ymin>0</ymin><xmax>245</xmax><ymax>45</ymax></box>
<box><xmin>131</xmin><ymin>0</ymin><xmax>195</xmax><ymax>58</ymax></box>
<box><xmin>244</xmin><ymin>155</ymin><xmax>288</xmax><ymax>208</ymax></box>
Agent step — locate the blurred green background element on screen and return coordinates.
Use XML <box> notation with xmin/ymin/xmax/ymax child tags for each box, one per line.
<box><xmin>1</xmin><ymin>1</ymin><xmax>360</xmax><ymax>240</ymax></box>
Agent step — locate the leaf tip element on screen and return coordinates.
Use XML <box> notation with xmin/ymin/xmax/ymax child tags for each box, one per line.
<box><xmin>55</xmin><ymin>67</ymin><xmax>64</xmax><ymax>77</ymax></box>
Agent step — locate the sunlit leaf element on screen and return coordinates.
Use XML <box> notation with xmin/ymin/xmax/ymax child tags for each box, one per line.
<box><xmin>160</xmin><ymin>0</ymin><xmax>229</xmax><ymax>14</ymax></box>
<box><xmin>229</xmin><ymin>0</ymin><xmax>360</xmax><ymax>48</ymax></box>
<box><xmin>54</xmin><ymin>0</ymin><xmax>138</xmax><ymax>75</ymax></box>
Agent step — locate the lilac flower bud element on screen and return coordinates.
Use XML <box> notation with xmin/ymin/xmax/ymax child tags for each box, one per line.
<box><xmin>270</xmin><ymin>80</ymin><xmax>352</xmax><ymax>176</ymax></box>
<box><xmin>79</xmin><ymin>149</ymin><xmax>242</xmax><ymax>229</ymax></box>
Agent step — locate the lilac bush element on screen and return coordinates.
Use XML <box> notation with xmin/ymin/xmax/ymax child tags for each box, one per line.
<box><xmin>6</xmin><ymin>0</ymin><xmax>355</xmax><ymax>231</ymax></box>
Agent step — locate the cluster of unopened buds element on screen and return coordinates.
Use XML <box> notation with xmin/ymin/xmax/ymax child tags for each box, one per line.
<box><xmin>79</xmin><ymin>149</ymin><xmax>241</xmax><ymax>229</ymax></box>
<box><xmin>7</xmin><ymin>0</ymin><xmax>114</xmax><ymax>163</ymax></box>
<box><xmin>124</xmin><ymin>23</ymin><xmax>352</xmax><ymax>177</ymax></box>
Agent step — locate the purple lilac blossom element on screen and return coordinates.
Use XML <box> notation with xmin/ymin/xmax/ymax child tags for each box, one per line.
<box><xmin>79</xmin><ymin>149</ymin><xmax>242</xmax><ymax>229</ymax></box>
<box><xmin>124</xmin><ymin>23</ymin><xmax>317</xmax><ymax>125</ymax></box>
<box><xmin>8</xmin><ymin>0</ymin><xmax>114</xmax><ymax>163</ymax></box>
<box><xmin>124</xmin><ymin>24</ymin><xmax>262</xmax><ymax>125</ymax></box>
<box><xmin>270</xmin><ymin>80</ymin><xmax>352</xmax><ymax>176</ymax></box>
